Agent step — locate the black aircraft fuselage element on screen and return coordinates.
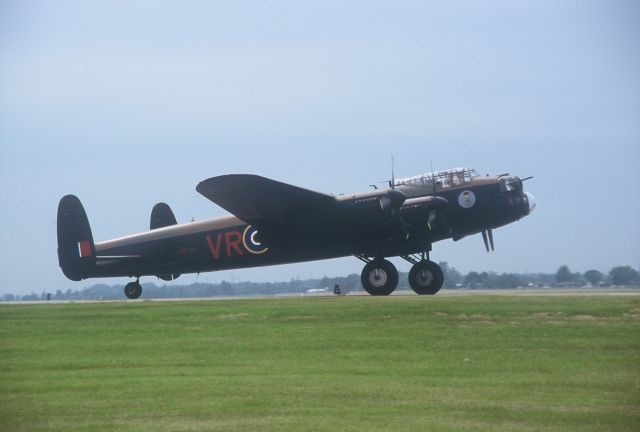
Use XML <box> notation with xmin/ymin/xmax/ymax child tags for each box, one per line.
<box><xmin>57</xmin><ymin>167</ymin><xmax>535</xmax><ymax>297</ymax></box>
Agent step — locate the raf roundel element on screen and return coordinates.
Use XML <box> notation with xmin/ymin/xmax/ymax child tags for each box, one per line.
<box><xmin>242</xmin><ymin>225</ymin><xmax>269</xmax><ymax>254</ymax></box>
<box><xmin>457</xmin><ymin>190</ymin><xmax>476</xmax><ymax>209</ymax></box>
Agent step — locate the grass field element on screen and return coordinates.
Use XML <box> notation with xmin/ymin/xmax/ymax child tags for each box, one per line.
<box><xmin>1</xmin><ymin>294</ymin><xmax>639</xmax><ymax>431</ymax></box>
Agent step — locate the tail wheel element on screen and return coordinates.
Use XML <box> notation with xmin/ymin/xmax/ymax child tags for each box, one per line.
<box><xmin>124</xmin><ymin>281</ymin><xmax>142</xmax><ymax>299</ymax></box>
<box><xmin>409</xmin><ymin>261</ymin><xmax>444</xmax><ymax>295</ymax></box>
<box><xmin>361</xmin><ymin>259</ymin><xmax>398</xmax><ymax>296</ymax></box>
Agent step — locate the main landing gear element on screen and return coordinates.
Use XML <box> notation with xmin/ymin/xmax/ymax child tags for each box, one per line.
<box><xmin>358</xmin><ymin>253</ymin><xmax>444</xmax><ymax>296</ymax></box>
<box><xmin>407</xmin><ymin>259</ymin><xmax>444</xmax><ymax>295</ymax></box>
<box><xmin>124</xmin><ymin>279</ymin><xmax>142</xmax><ymax>299</ymax></box>
<box><xmin>360</xmin><ymin>259</ymin><xmax>399</xmax><ymax>296</ymax></box>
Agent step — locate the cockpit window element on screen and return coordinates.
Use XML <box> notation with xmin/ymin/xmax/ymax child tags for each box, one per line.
<box><xmin>395</xmin><ymin>167</ymin><xmax>480</xmax><ymax>190</ymax></box>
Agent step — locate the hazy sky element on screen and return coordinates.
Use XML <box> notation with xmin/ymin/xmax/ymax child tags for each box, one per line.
<box><xmin>1</xmin><ymin>0</ymin><xmax>639</xmax><ymax>295</ymax></box>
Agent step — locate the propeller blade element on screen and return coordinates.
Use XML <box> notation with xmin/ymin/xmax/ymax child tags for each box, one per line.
<box><xmin>488</xmin><ymin>228</ymin><xmax>494</xmax><ymax>251</ymax></box>
<box><xmin>481</xmin><ymin>230</ymin><xmax>490</xmax><ymax>253</ymax></box>
<box><xmin>379</xmin><ymin>196</ymin><xmax>391</xmax><ymax>211</ymax></box>
<box><xmin>399</xmin><ymin>217</ymin><xmax>409</xmax><ymax>240</ymax></box>
<box><xmin>427</xmin><ymin>210</ymin><xmax>436</xmax><ymax>230</ymax></box>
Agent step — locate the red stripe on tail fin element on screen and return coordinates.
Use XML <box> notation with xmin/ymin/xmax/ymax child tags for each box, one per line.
<box><xmin>78</xmin><ymin>240</ymin><xmax>92</xmax><ymax>257</ymax></box>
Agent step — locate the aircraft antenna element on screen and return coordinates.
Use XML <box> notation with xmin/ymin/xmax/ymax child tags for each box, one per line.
<box><xmin>391</xmin><ymin>155</ymin><xmax>395</xmax><ymax>190</ymax></box>
<box><xmin>430</xmin><ymin>161</ymin><xmax>436</xmax><ymax>196</ymax></box>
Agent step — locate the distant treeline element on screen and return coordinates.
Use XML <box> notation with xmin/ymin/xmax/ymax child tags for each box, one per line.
<box><xmin>4</xmin><ymin>263</ymin><xmax>639</xmax><ymax>302</ymax></box>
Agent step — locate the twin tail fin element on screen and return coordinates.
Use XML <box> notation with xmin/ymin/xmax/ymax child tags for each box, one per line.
<box><xmin>57</xmin><ymin>195</ymin><xmax>95</xmax><ymax>281</ymax></box>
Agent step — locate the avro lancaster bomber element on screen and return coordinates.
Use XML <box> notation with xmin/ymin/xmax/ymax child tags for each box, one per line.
<box><xmin>57</xmin><ymin>167</ymin><xmax>535</xmax><ymax>298</ymax></box>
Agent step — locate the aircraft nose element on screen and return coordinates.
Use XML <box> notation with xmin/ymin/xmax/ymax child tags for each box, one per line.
<box><xmin>524</xmin><ymin>192</ymin><xmax>536</xmax><ymax>215</ymax></box>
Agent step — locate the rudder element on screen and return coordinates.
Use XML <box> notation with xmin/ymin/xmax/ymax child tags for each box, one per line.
<box><xmin>57</xmin><ymin>195</ymin><xmax>96</xmax><ymax>281</ymax></box>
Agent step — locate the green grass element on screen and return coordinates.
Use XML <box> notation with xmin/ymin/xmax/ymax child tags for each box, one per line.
<box><xmin>1</xmin><ymin>295</ymin><xmax>639</xmax><ymax>431</ymax></box>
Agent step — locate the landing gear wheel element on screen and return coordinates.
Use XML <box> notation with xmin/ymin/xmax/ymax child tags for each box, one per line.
<box><xmin>409</xmin><ymin>261</ymin><xmax>444</xmax><ymax>295</ymax></box>
<box><xmin>124</xmin><ymin>281</ymin><xmax>142</xmax><ymax>299</ymax></box>
<box><xmin>361</xmin><ymin>259</ymin><xmax>398</xmax><ymax>296</ymax></box>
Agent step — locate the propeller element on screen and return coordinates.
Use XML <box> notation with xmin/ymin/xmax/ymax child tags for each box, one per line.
<box><xmin>379</xmin><ymin>189</ymin><xmax>406</xmax><ymax>211</ymax></box>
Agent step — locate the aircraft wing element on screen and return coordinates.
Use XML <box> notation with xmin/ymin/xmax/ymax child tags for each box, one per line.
<box><xmin>196</xmin><ymin>174</ymin><xmax>337</xmax><ymax>229</ymax></box>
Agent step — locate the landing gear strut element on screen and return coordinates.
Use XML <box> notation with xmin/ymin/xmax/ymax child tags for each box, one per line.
<box><xmin>356</xmin><ymin>248</ymin><xmax>444</xmax><ymax>296</ymax></box>
<box><xmin>124</xmin><ymin>279</ymin><xmax>142</xmax><ymax>299</ymax></box>
<box><xmin>359</xmin><ymin>258</ymin><xmax>398</xmax><ymax>296</ymax></box>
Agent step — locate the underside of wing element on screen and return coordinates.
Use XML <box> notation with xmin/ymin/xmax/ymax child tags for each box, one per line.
<box><xmin>196</xmin><ymin>174</ymin><xmax>337</xmax><ymax>229</ymax></box>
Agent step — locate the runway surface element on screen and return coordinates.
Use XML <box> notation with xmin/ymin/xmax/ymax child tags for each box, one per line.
<box><xmin>3</xmin><ymin>287</ymin><xmax>639</xmax><ymax>305</ymax></box>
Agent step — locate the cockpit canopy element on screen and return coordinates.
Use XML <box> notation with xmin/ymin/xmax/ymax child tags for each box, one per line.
<box><xmin>394</xmin><ymin>167</ymin><xmax>480</xmax><ymax>190</ymax></box>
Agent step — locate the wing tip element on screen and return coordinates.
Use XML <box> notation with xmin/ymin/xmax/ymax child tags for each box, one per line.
<box><xmin>197</xmin><ymin>173</ymin><xmax>255</xmax><ymax>185</ymax></box>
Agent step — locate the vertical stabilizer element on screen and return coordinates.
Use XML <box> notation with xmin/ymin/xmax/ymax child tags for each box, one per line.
<box><xmin>57</xmin><ymin>195</ymin><xmax>96</xmax><ymax>281</ymax></box>
<box><xmin>150</xmin><ymin>202</ymin><xmax>177</xmax><ymax>230</ymax></box>
<box><xmin>150</xmin><ymin>202</ymin><xmax>181</xmax><ymax>281</ymax></box>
